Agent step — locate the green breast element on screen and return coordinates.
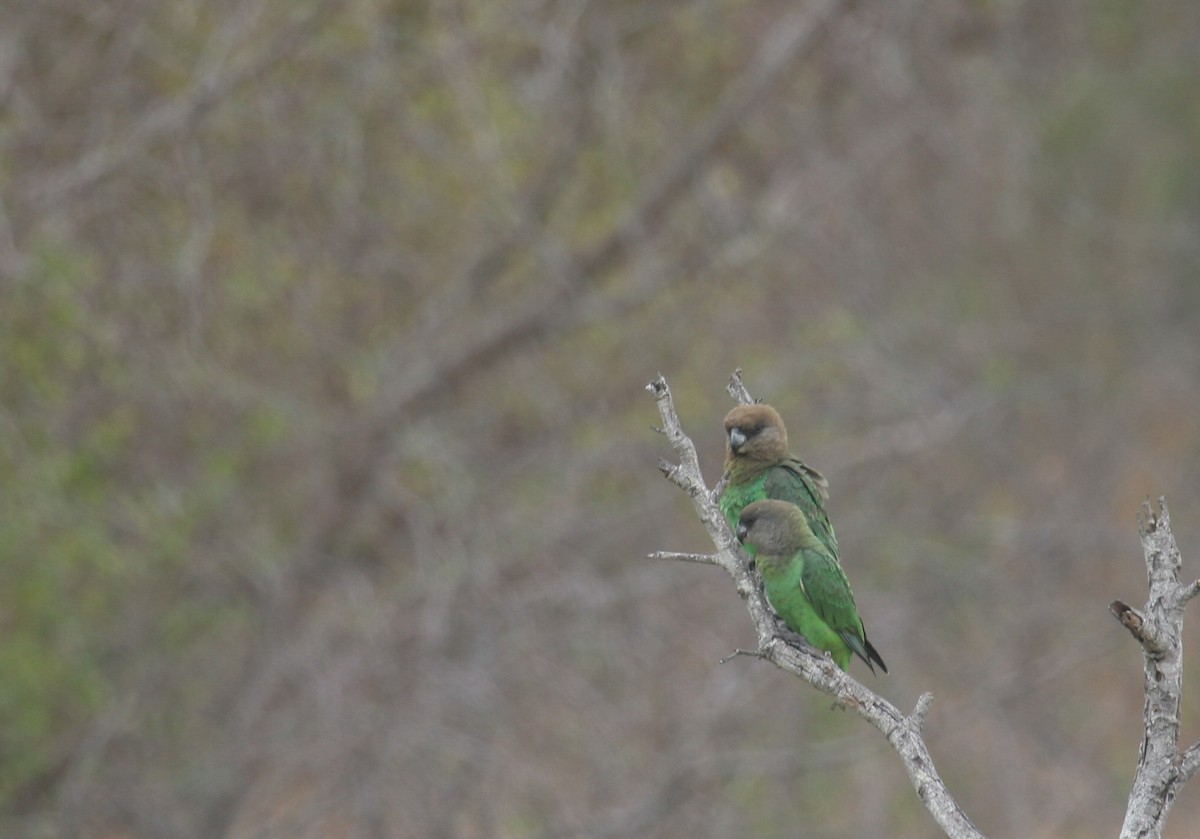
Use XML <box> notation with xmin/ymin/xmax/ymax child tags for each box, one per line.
<box><xmin>758</xmin><ymin>552</ymin><xmax>851</xmax><ymax>669</ymax></box>
<box><xmin>723</xmin><ymin>466</ymin><xmax>839</xmax><ymax>561</ymax></box>
<box><xmin>720</xmin><ymin>474</ymin><xmax>767</xmax><ymax>529</ymax></box>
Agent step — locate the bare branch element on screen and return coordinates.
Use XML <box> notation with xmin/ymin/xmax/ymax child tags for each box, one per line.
<box><xmin>720</xmin><ymin>648</ymin><xmax>767</xmax><ymax>665</ymax></box>
<box><xmin>583</xmin><ymin>0</ymin><xmax>855</xmax><ymax>280</ymax></box>
<box><xmin>649</xmin><ymin>551</ymin><xmax>720</xmax><ymax>566</ymax></box>
<box><xmin>1113</xmin><ymin>498</ymin><xmax>1199</xmax><ymax>839</ymax></box>
<box><xmin>1179</xmin><ymin>579</ymin><xmax>1200</xmax><ymax>605</ymax></box>
<box><xmin>289</xmin><ymin>0</ymin><xmax>863</xmax><ymax>608</ymax></box>
<box><xmin>1179</xmin><ymin>741</ymin><xmax>1200</xmax><ymax>785</ymax></box>
<box><xmin>27</xmin><ymin>0</ymin><xmax>347</xmax><ymax>209</ymax></box>
<box><xmin>1109</xmin><ymin>600</ymin><xmax>1162</xmax><ymax>653</ymax></box>
<box><xmin>726</xmin><ymin>368</ymin><xmax>755</xmax><ymax>405</ymax></box>
<box><xmin>374</xmin><ymin>0</ymin><xmax>856</xmax><ymax>433</ymax></box>
<box><xmin>910</xmin><ymin>692</ymin><xmax>935</xmax><ymax>732</ymax></box>
<box><xmin>648</xmin><ymin>373</ymin><xmax>984</xmax><ymax>839</ymax></box>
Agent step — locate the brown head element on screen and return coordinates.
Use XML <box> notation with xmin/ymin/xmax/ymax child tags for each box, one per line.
<box><xmin>736</xmin><ymin>499</ymin><xmax>816</xmax><ymax>556</ymax></box>
<box><xmin>723</xmin><ymin>403</ymin><xmax>789</xmax><ymax>473</ymax></box>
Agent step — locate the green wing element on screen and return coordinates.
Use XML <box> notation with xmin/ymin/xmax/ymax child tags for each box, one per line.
<box><xmin>763</xmin><ymin>459</ymin><xmax>838</xmax><ymax>560</ymax></box>
<box><xmin>799</xmin><ymin>545</ymin><xmax>884</xmax><ymax>674</ymax></box>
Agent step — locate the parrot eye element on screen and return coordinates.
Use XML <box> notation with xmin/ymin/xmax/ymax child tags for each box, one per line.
<box><xmin>739</xmin><ymin>422</ymin><xmax>764</xmax><ymax>438</ymax></box>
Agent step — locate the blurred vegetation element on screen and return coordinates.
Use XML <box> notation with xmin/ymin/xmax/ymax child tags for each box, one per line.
<box><xmin>3</xmin><ymin>0</ymin><xmax>1200</xmax><ymax>837</ymax></box>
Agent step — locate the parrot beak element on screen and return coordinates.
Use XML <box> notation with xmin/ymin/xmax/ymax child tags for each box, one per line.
<box><xmin>736</xmin><ymin>522</ymin><xmax>748</xmax><ymax>543</ymax></box>
<box><xmin>728</xmin><ymin>427</ymin><xmax>747</xmax><ymax>453</ymax></box>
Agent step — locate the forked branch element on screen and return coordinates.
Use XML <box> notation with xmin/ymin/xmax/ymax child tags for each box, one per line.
<box><xmin>1112</xmin><ymin>499</ymin><xmax>1200</xmax><ymax>839</ymax></box>
<box><xmin>647</xmin><ymin>373</ymin><xmax>984</xmax><ymax>839</ymax></box>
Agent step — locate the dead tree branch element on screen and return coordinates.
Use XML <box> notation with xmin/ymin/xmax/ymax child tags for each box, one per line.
<box><xmin>647</xmin><ymin>373</ymin><xmax>984</xmax><ymax>839</ymax></box>
<box><xmin>27</xmin><ymin>0</ymin><xmax>348</xmax><ymax>210</ymax></box>
<box><xmin>1112</xmin><ymin>498</ymin><xmax>1200</xmax><ymax>839</ymax></box>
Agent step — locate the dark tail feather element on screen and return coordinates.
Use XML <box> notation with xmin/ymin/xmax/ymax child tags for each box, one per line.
<box><xmin>843</xmin><ymin>630</ymin><xmax>888</xmax><ymax>675</ymax></box>
<box><xmin>863</xmin><ymin>636</ymin><xmax>888</xmax><ymax>675</ymax></box>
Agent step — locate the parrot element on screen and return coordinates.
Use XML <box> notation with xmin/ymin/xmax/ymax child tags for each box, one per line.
<box><xmin>737</xmin><ymin>499</ymin><xmax>887</xmax><ymax>674</ymax></box>
<box><xmin>720</xmin><ymin>403</ymin><xmax>838</xmax><ymax>561</ymax></box>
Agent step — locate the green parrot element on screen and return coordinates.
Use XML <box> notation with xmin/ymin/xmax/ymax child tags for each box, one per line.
<box><xmin>719</xmin><ymin>403</ymin><xmax>838</xmax><ymax>561</ymax></box>
<box><xmin>737</xmin><ymin>499</ymin><xmax>887</xmax><ymax>674</ymax></box>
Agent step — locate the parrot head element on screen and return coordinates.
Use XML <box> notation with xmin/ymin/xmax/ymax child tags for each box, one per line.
<box><xmin>724</xmin><ymin>403</ymin><xmax>789</xmax><ymax>462</ymax></box>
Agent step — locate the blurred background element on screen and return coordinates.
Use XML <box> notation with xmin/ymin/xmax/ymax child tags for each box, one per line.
<box><xmin>4</xmin><ymin>1</ymin><xmax>1200</xmax><ymax>837</ymax></box>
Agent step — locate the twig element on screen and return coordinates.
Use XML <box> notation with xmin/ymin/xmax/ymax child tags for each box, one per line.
<box><xmin>1113</xmin><ymin>498</ymin><xmax>1200</xmax><ymax>839</ymax></box>
<box><xmin>647</xmin><ymin>373</ymin><xmax>984</xmax><ymax>839</ymax></box>
<box><xmin>1179</xmin><ymin>741</ymin><xmax>1200</xmax><ymax>785</ymax></box>
<box><xmin>720</xmin><ymin>648</ymin><xmax>767</xmax><ymax>665</ymax></box>
<box><xmin>726</xmin><ymin>368</ymin><xmax>756</xmax><ymax>405</ymax></box>
<box><xmin>28</xmin><ymin>0</ymin><xmax>348</xmax><ymax>209</ymax></box>
<box><xmin>648</xmin><ymin>551</ymin><xmax>720</xmax><ymax>566</ymax></box>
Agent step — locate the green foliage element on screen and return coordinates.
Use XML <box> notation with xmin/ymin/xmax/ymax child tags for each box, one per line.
<box><xmin>5</xmin><ymin>0</ymin><xmax>1200</xmax><ymax>836</ymax></box>
<box><xmin>0</xmin><ymin>246</ymin><xmax>118</xmax><ymax>801</ymax></box>
<box><xmin>0</xmin><ymin>243</ymin><xmax>280</xmax><ymax>807</ymax></box>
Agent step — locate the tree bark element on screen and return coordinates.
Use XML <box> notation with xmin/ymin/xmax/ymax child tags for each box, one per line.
<box><xmin>652</xmin><ymin>376</ymin><xmax>1200</xmax><ymax>838</ymax></box>
<box><xmin>1112</xmin><ymin>499</ymin><xmax>1200</xmax><ymax>839</ymax></box>
<box><xmin>648</xmin><ymin>372</ymin><xmax>985</xmax><ymax>839</ymax></box>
